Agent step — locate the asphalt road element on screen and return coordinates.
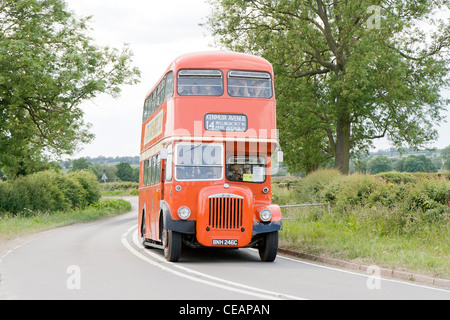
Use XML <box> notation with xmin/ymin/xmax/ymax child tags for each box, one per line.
<box><xmin>1</xmin><ymin>196</ymin><xmax>449</xmax><ymax>300</ymax></box>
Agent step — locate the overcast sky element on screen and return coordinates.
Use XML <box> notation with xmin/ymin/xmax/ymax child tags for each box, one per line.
<box><xmin>65</xmin><ymin>0</ymin><xmax>449</xmax><ymax>159</ymax></box>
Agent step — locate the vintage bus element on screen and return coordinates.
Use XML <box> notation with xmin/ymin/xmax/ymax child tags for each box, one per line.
<box><xmin>138</xmin><ymin>51</ymin><xmax>282</xmax><ymax>262</ymax></box>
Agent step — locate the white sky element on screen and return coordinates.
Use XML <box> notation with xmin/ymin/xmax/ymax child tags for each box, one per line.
<box><xmin>64</xmin><ymin>0</ymin><xmax>449</xmax><ymax>159</ymax></box>
<box><xmin>65</xmin><ymin>0</ymin><xmax>216</xmax><ymax>159</ymax></box>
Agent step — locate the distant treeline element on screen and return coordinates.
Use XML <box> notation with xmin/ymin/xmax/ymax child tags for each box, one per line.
<box><xmin>364</xmin><ymin>146</ymin><xmax>450</xmax><ymax>174</ymax></box>
<box><xmin>60</xmin><ymin>157</ymin><xmax>140</xmax><ymax>183</ymax></box>
<box><xmin>60</xmin><ymin>156</ymin><xmax>139</xmax><ymax>169</ymax></box>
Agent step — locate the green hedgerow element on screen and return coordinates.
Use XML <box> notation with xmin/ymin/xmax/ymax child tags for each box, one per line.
<box><xmin>0</xmin><ymin>170</ymin><xmax>101</xmax><ymax>216</ymax></box>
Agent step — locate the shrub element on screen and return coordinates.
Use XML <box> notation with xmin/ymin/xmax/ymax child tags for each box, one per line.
<box><xmin>106</xmin><ymin>181</ymin><xmax>139</xmax><ymax>190</ymax></box>
<box><xmin>0</xmin><ymin>170</ymin><xmax>101</xmax><ymax>216</ymax></box>
<box><xmin>294</xmin><ymin>169</ymin><xmax>342</xmax><ymax>203</ymax></box>
<box><xmin>404</xmin><ymin>177</ymin><xmax>450</xmax><ymax>223</ymax></box>
<box><xmin>328</xmin><ymin>174</ymin><xmax>386</xmax><ymax>209</ymax></box>
<box><xmin>3</xmin><ymin>171</ymin><xmax>68</xmax><ymax>214</ymax></box>
<box><xmin>89</xmin><ymin>198</ymin><xmax>131</xmax><ymax>211</ymax></box>
<box><xmin>68</xmin><ymin>170</ymin><xmax>101</xmax><ymax>207</ymax></box>
<box><xmin>290</xmin><ymin>169</ymin><xmax>450</xmax><ymax>233</ymax></box>
<box><xmin>375</xmin><ymin>172</ymin><xmax>417</xmax><ymax>184</ymax></box>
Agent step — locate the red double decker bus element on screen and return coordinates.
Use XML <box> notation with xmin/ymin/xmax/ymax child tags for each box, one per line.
<box><xmin>138</xmin><ymin>51</ymin><xmax>282</xmax><ymax>262</ymax></box>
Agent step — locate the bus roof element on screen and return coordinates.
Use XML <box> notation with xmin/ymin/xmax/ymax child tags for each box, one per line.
<box><xmin>145</xmin><ymin>51</ymin><xmax>274</xmax><ymax>99</ymax></box>
<box><xmin>170</xmin><ymin>51</ymin><xmax>273</xmax><ymax>73</ymax></box>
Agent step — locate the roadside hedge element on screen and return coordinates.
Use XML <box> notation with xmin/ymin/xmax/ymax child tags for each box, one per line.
<box><xmin>0</xmin><ymin>170</ymin><xmax>101</xmax><ymax>216</ymax></box>
<box><xmin>292</xmin><ymin>170</ymin><xmax>450</xmax><ymax>232</ymax></box>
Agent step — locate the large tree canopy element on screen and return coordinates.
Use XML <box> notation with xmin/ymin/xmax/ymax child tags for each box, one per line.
<box><xmin>204</xmin><ymin>0</ymin><xmax>449</xmax><ymax>174</ymax></box>
<box><xmin>0</xmin><ymin>0</ymin><xmax>141</xmax><ymax>178</ymax></box>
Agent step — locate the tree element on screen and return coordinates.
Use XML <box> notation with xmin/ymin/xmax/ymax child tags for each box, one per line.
<box><xmin>439</xmin><ymin>145</ymin><xmax>450</xmax><ymax>170</ymax></box>
<box><xmin>71</xmin><ymin>158</ymin><xmax>91</xmax><ymax>172</ymax></box>
<box><xmin>0</xmin><ymin>0</ymin><xmax>141</xmax><ymax>178</ymax></box>
<box><xmin>204</xmin><ymin>0</ymin><xmax>449</xmax><ymax>174</ymax></box>
<box><xmin>91</xmin><ymin>162</ymin><xmax>118</xmax><ymax>182</ymax></box>
<box><xmin>402</xmin><ymin>155</ymin><xmax>437</xmax><ymax>172</ymax></box>
<box><xmin>441</xmin><ymin>145</ymin><xmax>450</xmax><ymax>159</ymax></box>
<box><xmin>116</xmin><ymin>162</ymin><xmax>134</xmax><ymax>182</ymax></box>
<box><xmin>394</xmin><ymin>158</ymin><xmax>405</xmax><ymax>172</ymax></box>
<box><xmin>444</xmin><ymin>159</ymin><xmax>450</xmax><ymax>171</ymax></box>
<box><xmin>368</xmin><ymin>156</ymin><xmax>392</xmax><ymax>174</ymax></box>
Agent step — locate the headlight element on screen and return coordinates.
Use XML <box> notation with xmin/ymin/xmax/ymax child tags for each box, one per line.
<box><xmin>259</xmin><ymin>208</ymin><xmax>272</xmax><ymax>222</ymax></box>
<box><xmin>177</xmin><ymin>206</ymin><xmax>191</xmax><ymax>220</ymax></box>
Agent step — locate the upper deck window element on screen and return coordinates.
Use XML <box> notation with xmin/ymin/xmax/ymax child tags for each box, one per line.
<box><xmin>177</xmin><ymin>69</ymin><xmax>224</xmax><ymax>96</ymax></box>
<box><xmin>227</xmin><ymin>71</ymin><xmax>273</xmax><ymax>98</ymax></box>
<box><xmin>142</xmin><ymin>71</ymin><xmax>174</xmax><ymax>123</ymax></box>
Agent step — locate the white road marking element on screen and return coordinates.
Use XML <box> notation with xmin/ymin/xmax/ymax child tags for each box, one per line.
<box><xmin>121</xmin><ymin>225</ymin><xmax>305</xmax><ymax>300</ymax></box>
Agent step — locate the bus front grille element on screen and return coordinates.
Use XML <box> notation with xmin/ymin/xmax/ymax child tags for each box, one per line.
<box><xmin>208</xmin><ymin>195</ymin><xmax>244</xmax><ymax>230</ymax></box>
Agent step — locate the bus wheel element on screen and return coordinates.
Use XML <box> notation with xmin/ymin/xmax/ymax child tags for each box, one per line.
<box><xmin>258</xmin><ymin>231</ymin><xmax>278</xmax><ymax>262</ymax></box>
<box><xmin>162</xmin><ymin>229</ymin><xmax>182</xmax><ymax>262</ymax></box>
<box><xmin>140</xmin><ymin>211</ymin><xmax>150</xmax><ymax>248</ymax></box>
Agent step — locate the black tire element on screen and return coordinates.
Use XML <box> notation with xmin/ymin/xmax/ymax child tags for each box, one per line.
<box><xmin>258</xmin><ymin>231</ymin><xmax>278</xmax><ymax>262</ymax></box>
<box><xmin>162</xmin><ymin>229</ymin><xmax>182</xmax><ymax>262</ymax></box>
<box><xmin>140</xmin><ymin>211</ymin><xmax>151</xmax><ymax>248</ymax></box>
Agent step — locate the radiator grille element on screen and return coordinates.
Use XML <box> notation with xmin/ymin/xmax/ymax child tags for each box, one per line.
<box><xmin>208</xmin><ymin>195</ymin><xmax>244</xmax><ymax>230</ymax></box>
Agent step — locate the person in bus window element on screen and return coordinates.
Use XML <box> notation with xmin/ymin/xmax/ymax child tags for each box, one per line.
<box><xmin>177</xmin><ymin>166</ymin><xmax>191</xmax><ymax>180</ymax></box>
<box><xmin>179</xmin><ymin>85</ymin><xmax>191</xmax><ymax>96</ymax></box>
<box><xmin>253</xmin><ymin>81</ymin><xmax>269</xmax><ymax>98</ymax></box>
<box><xmin>228</xmin><ymin>83</ymin><xmax>240</xmax><ymax>96</ymax></box>
<box><xmin>191</xmin><ymin>82</ymin><xmax>200</xmax><ymax>95</ymax></box>
<box><xmin>204</xmin><ymin>83</ymin><xmax>220</xmax><ymax>96</ymax></box>
<box><xmin>230</xmin><ymin>164</ymin><xmax>243</xmax><ymax>181</ymax></box>
<box><xmin>229</xmin><ymin>80</ymin><xmax>250</xmax><ymax>97</ymax></box>
<box><xmin>242</xmin><ymin>81</ymin><xmax>251</xmax><ymax>97</ymax></box>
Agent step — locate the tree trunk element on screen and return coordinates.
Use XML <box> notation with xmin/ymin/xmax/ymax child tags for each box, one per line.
<box><xmin>335</xmin><ymin>118</ymin><xmax>351</xmax><ymax>175</ymax></box>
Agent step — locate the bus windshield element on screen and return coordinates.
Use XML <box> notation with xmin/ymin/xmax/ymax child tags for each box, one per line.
<box><xmin>226</xmin><ymin>156</ymin><xmax>267</xmax><ymax>183</ymax></box>
<box><xmin>175</xmin><ymin>143</ymin><xmax>224</xmax><ymax>181</ymax></box>
<box><xmin>177</xmin><ymin>69</ymin><xmax>224</xmax><ymax>96</ymax></box>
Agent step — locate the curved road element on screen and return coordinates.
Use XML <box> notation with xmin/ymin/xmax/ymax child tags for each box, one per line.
<box><xmin>1</xmin><ymin>197</ymin><xmax>449</xmax><ymax>300</ymax></box>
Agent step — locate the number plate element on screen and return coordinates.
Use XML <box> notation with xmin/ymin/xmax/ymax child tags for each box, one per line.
<box><xmin>212</xmin><ymin>239</ymin><xmax>238</xmax><ymax>246</ymax></box>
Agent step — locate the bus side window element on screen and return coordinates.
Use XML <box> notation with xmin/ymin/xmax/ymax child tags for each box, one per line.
<box><xmin>150</xmin><ymin>156</ymin><xmax>156</xmax><ymax>185</ymax></box>
<box><xmin>144</xmin><ymin>158</ymin><xmax>151</xmax><ymax>186</ymax></box>
<box><xmin>165</xmin><ymin>72</ymin><xmax>174</xmax><ymax>100</ymax></box>
<box><xmin>143</xmin><ymin>160</ymin><xmax>147</xmax><ymax>186</ymax></box>
<box><xmin>165</xmin><ymin>145</ymin><xmax>173</xmax><ymax>182</ymax></box>
<box><xmin>142</xmin><ymin>98</ymin><xmax>150</xmax><ymax>122</ymax></box>
<box><xmin>156</xmin><ymin>79</ymin><xmax>165</xmax><ymax>107</ymax></box>
<box><xmin>155</xmin><ymin>154</ymin><xmax>161</xmax><ymax>183</ymax></box>
<box><xmin>150</xmin><ymin>91</ymin><xmax>157</xmax><ymax>114</ymax></box>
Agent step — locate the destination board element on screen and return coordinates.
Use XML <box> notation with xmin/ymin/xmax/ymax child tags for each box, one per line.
<box><xmin>204</xmin><ymin>113</ymin><xmax>248</xmax><ymax>132</ymax></box>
